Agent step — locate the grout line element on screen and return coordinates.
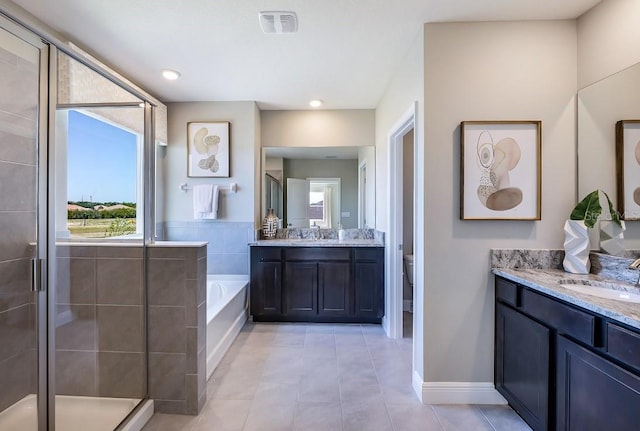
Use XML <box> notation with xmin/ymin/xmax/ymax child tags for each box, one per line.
<box><xmin>429</xmin><ymin>404</ymin><xmax>447</xmax><ymax>431</ymax></box>
<box><xmin>478</xmin><ymin>405</ymin><xmax>499</xmax><ymax>431</ymax></box>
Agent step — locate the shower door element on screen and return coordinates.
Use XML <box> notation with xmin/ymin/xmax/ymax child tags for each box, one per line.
<box><xmin>0</xmin><ymin>16</ymin><xmax>48</xmax><ymax>431</ymax></box>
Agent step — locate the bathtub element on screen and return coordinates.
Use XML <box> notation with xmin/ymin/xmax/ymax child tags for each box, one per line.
<box><xmin>206</xmin><ymin>274</ymin><xmax>249</xmax><ymax>379</ymax></box>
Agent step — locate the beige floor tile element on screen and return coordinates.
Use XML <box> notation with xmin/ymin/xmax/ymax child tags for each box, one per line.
<box><xmin>480</xmin><ymin>405</ymin><xmax>532</xmax><ymax>431</ymax></box>
<box><xmin>386</xmin><ymin>403</ymin><xmax>444</xmax><ymax>431</ymax></box>
<box><xmin>341</xmin><ymin>394</ymin><xmax>393</xmax><ymax>431</ymax></box>
<box><xmin>293</xmin><ymin>402</ymin><xmax>343</xmax><ymax>431</ymax></box>
<box><xmin>192</xmin><ymin>399</ymin><xmax>251</xmax><ymax>431</ymax></box>
<box><xmin>432</xmin><ymin>405</ymin><xmax>494</xmax><ymax>431</ymax></box>
<box><xmin>242</xmin><ymin>397</ymin><xmax>297</xmax><ymax>431</ymax></box>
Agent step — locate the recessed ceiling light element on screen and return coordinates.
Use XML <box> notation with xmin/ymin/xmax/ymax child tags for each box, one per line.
<box><xmin>309</xmin><ymin>99</ymin><xmax>323</xmax><ymax>108</ymax></box>
<box><xmin>161</xmin><ymin>69</ymin><xmax>181</xmax><ymax>80</ymax></box>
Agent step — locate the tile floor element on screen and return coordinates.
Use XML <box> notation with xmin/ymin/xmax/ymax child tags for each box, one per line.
<box><xmin>142</xmin><ymin>321</ymin><xmax>531</xmax><ymax>431</ymax></box>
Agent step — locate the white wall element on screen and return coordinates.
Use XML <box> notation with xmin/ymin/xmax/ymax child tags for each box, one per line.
<box><xmin>165</xmin><ymin>101</ymin><xmax>260</xmax><ymax>223</ymax></box>
<box><xmin>421</xmin><ymin>21</ymin><xmax>577</xmax><ymax>387</ymax></box>
<box><xmin>261</xmin><ymin>109</ymin><xmax>374</xmax><ymax>148</ymax></box>
<box><xmin>375</xmin><ymin>27</ymin><xmax>425</xmax><ymax>383</ymax></box>
<box><xmin>577</xmin><ymin>0</ymin><xmax>640</xmax><ymax>89</ymax></box>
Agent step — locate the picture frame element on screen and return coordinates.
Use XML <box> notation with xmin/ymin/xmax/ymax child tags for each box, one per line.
<box><xmin>187</xmin><ymin>121</ymin><xmax>230</xmax><ymax>177</ymax></box>
<box><xmin>616</xmin><ymin>120</ymin><xmax>640</xmax><ymax>220</ymax></box>
<box><xmin>460</xmin><ymin>120</ymin><xmax>541</xmax><ymax>220</ymax></box>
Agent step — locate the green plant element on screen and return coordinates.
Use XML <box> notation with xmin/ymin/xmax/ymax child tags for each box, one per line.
<box><xmin>569</xmin><ymin>189</ymin><xmax>621</xmax><ymax>228</ymax></box>
<box><xmin>104</xmin><ymin>218</ymin><xmax>136</xmax><ymax>237</ymax></box>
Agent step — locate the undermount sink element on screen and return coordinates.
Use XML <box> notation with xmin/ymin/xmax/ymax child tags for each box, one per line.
<box><xmin>557</xmin><ymin>279</ymin><xmax>640</xmax><ymax>303</ymax></box>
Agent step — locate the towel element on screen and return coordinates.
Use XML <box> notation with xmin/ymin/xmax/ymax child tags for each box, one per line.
<box><xmin>193</xmin><ymin>184</ymin><xmax>219</xmax><ymax>219</ymax></box>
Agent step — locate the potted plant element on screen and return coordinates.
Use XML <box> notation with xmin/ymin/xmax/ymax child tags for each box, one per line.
<box><xmin>564</xmin><ymin>190</ymin><xmax>623</xmax><ymax>273</ymax></box>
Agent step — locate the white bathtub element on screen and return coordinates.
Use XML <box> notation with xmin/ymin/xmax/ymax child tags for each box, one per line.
<box><xmin>206</xmin><ymin>274</ymin><xmax>249</xmax><ymax>379</ymax></box>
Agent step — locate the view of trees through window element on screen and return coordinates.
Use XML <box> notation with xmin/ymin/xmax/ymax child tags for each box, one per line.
<box><xmin>65</xmin><ymin>109</ymin><xmax>140</xmax><ymax>238</ymax></box>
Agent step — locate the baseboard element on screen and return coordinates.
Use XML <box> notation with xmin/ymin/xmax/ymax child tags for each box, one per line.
<box><xmin>414</xmin><ymin>375</ymin><xmax>508</xmax><ymax>405</ymax></box>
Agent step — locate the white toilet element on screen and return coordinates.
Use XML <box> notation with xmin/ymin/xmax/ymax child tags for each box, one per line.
<box><xmin>403</xmin><ymin>254</ymin><xmax>414</xmax><ymax>312</ymax></box>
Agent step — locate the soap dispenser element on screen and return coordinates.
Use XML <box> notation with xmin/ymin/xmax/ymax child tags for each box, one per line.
<box><xmin>338</xmin><ymin>223</ymin><xmax>345</xmax><ymax>241</ymax></box>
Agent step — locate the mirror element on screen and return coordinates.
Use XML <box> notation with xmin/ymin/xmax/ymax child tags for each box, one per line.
<box><xmin>578</xmin><ymin>61</ymin><xmax>640</xmax><ymax>248</ymax></box>
<box><xmin>261</xmin><ymin>146</ymin><xmax>375</xmax><ymax>229</ymax></box>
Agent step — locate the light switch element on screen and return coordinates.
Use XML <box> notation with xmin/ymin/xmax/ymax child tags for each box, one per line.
<box><xmin>341</xmin><ymin>211</ymin><xmax>350</xmax><ymax>217</ymax></box>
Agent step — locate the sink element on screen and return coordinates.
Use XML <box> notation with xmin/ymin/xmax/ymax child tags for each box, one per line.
<box><xmin>557</xmin><ymin>279</ymin><xmax>640</xmax><ymax>303</ymax></box>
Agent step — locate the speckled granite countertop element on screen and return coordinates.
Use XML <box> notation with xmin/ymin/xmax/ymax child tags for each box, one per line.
<box><xmin>493</xmin><ymin>267</ymin><xmax>640</xmax><ymax>330</ymax></box>
<box><xmin>250</xmin><ymin>239</ymin><xmax>384</xmax><ymax>247</ymax></box>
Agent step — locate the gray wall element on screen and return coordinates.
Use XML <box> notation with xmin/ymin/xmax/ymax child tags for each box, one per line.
<box><xmin>420</xmin><ymin>20</ymin><xmax>577</xmax><ymax>383</ymax></box>
<box><xmin>283</xmin><ymin>158</ymin><xmax>359</xmax><ymax>228</ymax></box>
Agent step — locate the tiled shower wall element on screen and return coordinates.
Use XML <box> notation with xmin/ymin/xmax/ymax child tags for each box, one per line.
<box><xmin>163</xmin><ymin>221</ymin><xmax>253</xmax><ymax>275</ymax></box>
<box><xmin>0</xmin><ymin>42</ymin><xmax>38</xmax><ymax>413</ymax></box>
<box><xmin>55</xmin><ymin>245</ymin><xmax>145</xmax><ymax>398</ymax></box>
<box><xmin>55</xmin><ymin>243</ymin><xmax>207</xmax><ymax>415</ymax></box>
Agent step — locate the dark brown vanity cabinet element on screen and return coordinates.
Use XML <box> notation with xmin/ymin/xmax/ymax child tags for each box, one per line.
<box><xmin>495</xmin><ymin>302</ymin><xmax>550</xmax><ymax>431</ymax></box>
<box><xmin>250</xmin><ymin>246</ymin><xmax>383</xmax><ymax>323</ymax></box>
<box><xmin>250</xmin><ymin>247</ymin><xmax>283</xmax><ymax>318</ymax></box>
<box><xmin>495</xmin><ymin>276</ymin><xmax>640</xmax><ymax>431</ymax></box>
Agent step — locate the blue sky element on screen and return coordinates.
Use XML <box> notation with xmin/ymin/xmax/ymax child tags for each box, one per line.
<box><xmin>67</xmin><ymin>110</ymin><xmax>138</xmax><ymax>203</ymax></box>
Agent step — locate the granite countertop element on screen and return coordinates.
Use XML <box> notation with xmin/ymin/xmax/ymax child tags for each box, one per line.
<box><xmin>493</xmin><ymin>267</ymin><xmax>640</xmax><ymax>330</ymax></box>
<box><xmin>250</xmin><ymin>239</ymin><xmax>384</xmax><ymax>247</ymax></box>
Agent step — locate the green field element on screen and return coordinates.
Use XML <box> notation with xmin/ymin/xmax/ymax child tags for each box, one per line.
<box><xmin>68</xmin><ymin>218</ymin><xmax>136</xmax><ymax>238</ymax></box>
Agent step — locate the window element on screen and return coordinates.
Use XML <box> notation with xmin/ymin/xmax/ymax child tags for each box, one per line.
<box><xmin>62</xmin><ymin>108</ymin><xmax>143</xmax><ymax>239</ymax></box>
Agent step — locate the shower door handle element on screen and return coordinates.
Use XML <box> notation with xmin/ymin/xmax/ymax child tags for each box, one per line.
<box><xmin>31</xmin><ymin>258</ymin><xmax>43</xmax><ymax>292</ymax></box>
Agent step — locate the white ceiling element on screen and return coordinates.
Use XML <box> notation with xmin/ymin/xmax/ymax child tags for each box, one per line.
<box><xmin>9</xmin><ymin>0</ymin><xmax>600</xmax><ymax>110</ymax></box>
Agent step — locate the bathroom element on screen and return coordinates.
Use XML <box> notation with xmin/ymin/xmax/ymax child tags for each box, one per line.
<box><xmin>2</xmin><ymin>0</ymin><xmax>640</xmax><ymax>430</ymax></box>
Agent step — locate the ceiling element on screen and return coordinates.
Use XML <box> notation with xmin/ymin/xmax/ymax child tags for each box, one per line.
<box><xmin>9</xmin><ymin>0</ymin><xmax>600</xmax><ymax>110</ymax></box>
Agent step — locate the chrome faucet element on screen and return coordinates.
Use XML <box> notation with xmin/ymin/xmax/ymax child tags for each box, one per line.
<box><xmin>628</xmin><ymin>258</ymin><xmax>640</xmax><ymax>285</ymax></box>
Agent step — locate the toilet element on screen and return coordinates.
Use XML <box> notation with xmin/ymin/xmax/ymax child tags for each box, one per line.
<box><xmin>403</xmin><ymin>254</ymin><xmax>414</xmax><ymax>312</ymax></box>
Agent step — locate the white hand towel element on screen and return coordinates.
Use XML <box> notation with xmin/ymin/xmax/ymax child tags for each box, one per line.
<box><xmin>193</xmin><ymin>184</ymin><xmax>219</xmax><ymax>219</ymax></box>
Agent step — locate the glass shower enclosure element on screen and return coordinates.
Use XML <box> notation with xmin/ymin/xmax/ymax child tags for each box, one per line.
<box><xmin>0</xmin><ymin>10</ymin><xmax>156</xmax><ymax>431</ymax></box>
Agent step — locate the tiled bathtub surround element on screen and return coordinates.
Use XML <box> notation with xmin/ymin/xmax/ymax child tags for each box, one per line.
<box><xmin>147</xmin><ymin>243</ymin><xmax>207</xmax><ymax>415</ymax></box>
<box><xmin>163</xmin><ymin>221</ymin><xmax>253</xmax><ymax>275</ymax></box>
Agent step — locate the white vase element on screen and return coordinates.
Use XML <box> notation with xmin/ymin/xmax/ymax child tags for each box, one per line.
<box><xmin>262</xmin><ymin>208</ymin><xmax>279</xmax><ymax>239</ymax></box>
<box><xmin>563</xmin><ymin>220</ymin><xmax>591</xmax><ymax>274</ymax></box>
<box><xmin>599</xmin><ymin>220</ymin><xmax>626</xmax><ymax>256</ymax></box>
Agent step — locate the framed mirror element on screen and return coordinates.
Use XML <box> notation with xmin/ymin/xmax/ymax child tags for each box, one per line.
<box><xmin>578</xmin><ymin>61</ymin><xmax>640</xmax><ymax>248</ymax></box>
<box><xmin>261</xmin><ymin>146</ymin><xmax>375</xmax><ymax>229</ymax></box>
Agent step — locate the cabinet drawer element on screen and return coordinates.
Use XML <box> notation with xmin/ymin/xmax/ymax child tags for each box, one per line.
<box><xmin>521</xmin><ymin>289</ymin><xmax>596</xmax><ymax>346</ymax></box>
<box><xmin>495</xmin><ymin>277</ymin><xmax>518</xmax><ymax>307</ymax></box>
<box><xmin>256</xmin><ymin>247</ymin><xmax>282</xmax><ymax>262</ymax></box>
<box><xmin>606</xmin><ymin>323</ymin><xmax>640</xmax><ymax>371</ymax></box>
<box><xmin>284</xmin><ymin>247</ymin><xmax>351</xmax><ymax>261</ymax></box>
<box><xmin>354</xmin><ymin>248</ymin><xmax>381</xmax><ymax>262</ymax></box>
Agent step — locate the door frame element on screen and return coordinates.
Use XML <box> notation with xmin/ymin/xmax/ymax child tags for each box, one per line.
<box><xmin>386</xmin><ymin>103</ymin><xmax>417</xmax><ymax>339</ymax></box>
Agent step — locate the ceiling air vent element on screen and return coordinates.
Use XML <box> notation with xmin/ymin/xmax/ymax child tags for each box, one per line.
<box><xmin>259</xmin><ymin>11</ymin><xmax>298</xmax><ymax>34</ymax></box>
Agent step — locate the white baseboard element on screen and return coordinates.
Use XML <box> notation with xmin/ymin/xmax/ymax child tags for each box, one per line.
<box><xmin>413</xmin><ymin>374</ymin><xmax>508</xmax><ymax>405</ymax></box>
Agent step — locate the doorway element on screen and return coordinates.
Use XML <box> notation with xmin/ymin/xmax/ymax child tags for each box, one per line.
<box><xmin>386</xmin><ymin>102</ymin><xmax>422</xmax><ymax>398</ymax></box>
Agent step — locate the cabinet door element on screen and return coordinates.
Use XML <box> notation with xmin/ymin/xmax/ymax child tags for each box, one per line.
<box><xmin>556</xmin><ymin>335</ymin><xmax>640</xmax><ymax>431</ymax></box>
<box><xmin>318</xmin><ymin>262</ymin><xmax>350</xmax><ymax>317</ymax></box>
<box><xmin>284</xmin><ymin>262</ymin><xmax>317</xmax><ymax>317</ymax></box>
<box><xmin>354</xmin><ymin>261</ymin><xmax>383</xmax><ymax>320</ymax></box>
<box><xmin>496</xmin><ymin>303</ymin><xmax>550</xmax><ymax>431</ymax></box>
<box><xmin>251</xmin><ymin>262</ymin><xmax>282</xmax><ymax>316</ymax></box>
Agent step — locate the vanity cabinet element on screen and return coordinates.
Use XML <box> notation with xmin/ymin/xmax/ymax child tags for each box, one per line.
<box><xmin>250</xmin><ymin>246</ymin><xmax>384</xmax><ymax>323</ymax></box>
<box><xmin>495</xmin><ymin>276</ymin><xmax>640</xmax><ymax>431</ymax></box>
<box><xmin>250</xmin><ymin>247</ymin><xmax>283</xmax><ymax>318</ymax></box>
<box><xmin>495</xmin><ymin>302</ymin><xmax>550</xmax><ymax>431</ymax></box>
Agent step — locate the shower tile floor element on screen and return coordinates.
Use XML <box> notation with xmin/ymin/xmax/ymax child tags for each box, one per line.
<box><xmin>142</xmin><ymin>322</ymin><xmax>531</xmax><ymax>431</ymax></box>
